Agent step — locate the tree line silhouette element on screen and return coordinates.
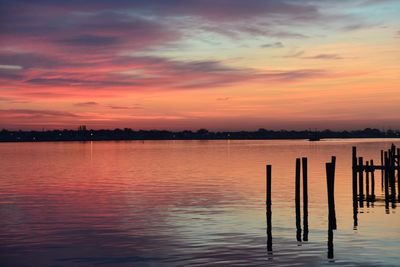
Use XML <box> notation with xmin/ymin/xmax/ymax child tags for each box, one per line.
<box><xmin>0</xmin><ymin>127</ymin><xmax>399</xmax><ymax>142</ymax></box>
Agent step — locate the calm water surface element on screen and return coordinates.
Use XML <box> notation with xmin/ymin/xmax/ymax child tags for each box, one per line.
<box><xmin>0</xmin><ymin>139</ymin><xmax>399</xmax><ymax>266</ymax></box>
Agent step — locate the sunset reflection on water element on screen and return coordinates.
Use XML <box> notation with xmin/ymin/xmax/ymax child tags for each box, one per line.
<box><xmin>0</xmin><ymin>139</ymin><xmax>399</xmax><ymax>266</ymax></box>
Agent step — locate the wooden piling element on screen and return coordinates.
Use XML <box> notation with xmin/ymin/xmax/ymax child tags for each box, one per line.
<box><xmin>366</xmin><ymin>161</ymin><xmax>370</xmax><ymax>200</ymax></box>
<box><xmin>371</xmin><ymin>160</ymin><xmax>375</xmax><ymax>200</ymax></box>
<box><xmin>324</xmin><ymin>157</ymin><xmax>337</xmax><ymax>260</ymax></box>
<box><xmin>295</xmin><ymin>158</ymin><xmax>301</xmax><ymax>242</ymax></box>
<box><xmin>358</xmin><ymin>157</ymin><xmax>364</xmax><ymax>207</ymax></box>
<box><xmin>381</xmin><ymin>150</ymin><xmax>384</xmax><ymax>191</ymax></box>
<box><xmin>352</xmin><ymin>147</ymin><xmax>358</xmax><ymax>229</ymax></box>
<box><xmin>397</xmin><ymin>148</ymin><xmax>400</xmax><ymax>201</ymax></box>
<box><xmin>302</xmin><ymin>157</ymin><xmax>308</xmax><ymax>241</ymax></box>
<box><xmin>384</xmin><ymin>153</ymin><xmax>389</xmax><ymax>200</ymax></box>
<box><xmin>266</xmin><ymin>164</ymin><xmax>272</xmax><ymax>251</ymax></box>
<box><xmin>352</xmin><ymin>147</ymin><xmax>358</xmax><ymax>203</ymax></box>
<box><xmin>331</xmin><ymin>156</ymin><xmax>337</xmax><ymax>228</ymax></box>
<box><xmin>330</xmin><ymin>160</ymin><xmax>337</xmax><ymax>230</ymax></box>
<box><xmin>326</xmin><ymin>160</ymin><xmax>337</xmax><ymax>230</ymax></box>
<box><xmin>390</xmin><ymin>148</ymin><xmax>396</xmax><ymax>202</ymax></box>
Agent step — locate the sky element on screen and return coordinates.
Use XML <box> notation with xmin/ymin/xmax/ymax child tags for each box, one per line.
<box><xmin>0</xmin><ymin>0</ymin><xmax>399</xmax><ymax>131</ymax></box>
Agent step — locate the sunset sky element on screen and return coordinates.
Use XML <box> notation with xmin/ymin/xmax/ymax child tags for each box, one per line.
<box><xmin>0</xmin><ymin>0</ymin><xmax>399</xmax><ymax>130</ymax></box>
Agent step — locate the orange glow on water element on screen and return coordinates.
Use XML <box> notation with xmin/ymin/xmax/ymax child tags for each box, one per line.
<box><xmin>1</xmin><ymin>140</ymin><xmax>399</xmax><ymax>265</ymax></box>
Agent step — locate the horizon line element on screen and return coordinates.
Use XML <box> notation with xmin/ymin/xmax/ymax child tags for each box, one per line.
<box><xmin>2</xmin><ymin>127</ymin><xmax>400</xmax><ymax>133</ymax></box>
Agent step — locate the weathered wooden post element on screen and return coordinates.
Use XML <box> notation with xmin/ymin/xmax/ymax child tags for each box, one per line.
<box><xmin>384</xmin><ymin>152</ymin><xmax>389</xmax><ymax>200</ymax></box>
<box><xmin>302</xmin><ymin>157</ymin><xmax>308</xmax><ymax>241</ymax></box>
<box><xmin>352</xmin><ymin>147</ymin><xmax>358</xmax><ymax>228</ymax></box>
<box><xmin>358</xmin><ymin>157</ymin><xmax>364</xmax><ymax>207</ymax></box>
<box><xmin>326</xmin><ymin>158</ymin><xmax>336</xmax><ymax>259</ymax></box>
<box><xmin>326</xmin><ymin>159</ymin><xmax>337</xmax><ymax>230</ymax></box>
<box><xmin>366</xmin><ymin>161</ymin><xmax>370</xmax><ymax>201</ymax></box>
<box><xmin>331</xmin><ymin>156</ymin><xmax>336</xmax><ymax>172</ymax></box>
<box><xmin>266</xmin><ymin>164</ymin><xmax>272</xmax><ymax>251</ymax></box>
<box><xmin>381</xmin><ymin>150</ymin><xmax>384</xmax><ymax>191</ymax></box>
<box><xmin>352</xmin><ymin>147</ymin><xmax>358</xmax><ymax>202</ymax></box>
<box><xmin>397</xmin><ymin>148</ymin><xmax>400</xmax><ymax>201</ymax></box>
<box><xmin>390</xmin><ymin>147</ymin><xmax>396</xmax><ymax>202</ymax></box>
<box><xmin>331</xmin><ymin>156</ymin><xmax>336</xmax><ymax>230</ymax></box>
<box><xmin>352</xmin><ymin>149</ymin><xmax>358</xmax><ymax>230</ymax></box>
<box><xmin>295</xmin><ymin>158</ymin><xmax>301</xmax><ymax>242</ymax></box>
<box><xmin>371</xmin><ymin>160</ymin><xmax>375</xmax><ymax>201</ymax></box>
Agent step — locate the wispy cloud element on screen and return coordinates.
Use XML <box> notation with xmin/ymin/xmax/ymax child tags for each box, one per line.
<box><xmin>0</xmin><ymin>64</ymin><xmax>23</xmax><ymax>70</ymax></box>
<box><xmin>0</xmin><ymin>109</ymin><xmax>79</xmax><ymax>118</ymax></box>
<box><xmin>57</xmin><ymin>35</ymin><xmax>122</xmax><ymax>47</ymax></box>
<box><xmin>25</xmin><ymin>78</ymin><xmax>137</xmax><ymax>88</ymax></box>
<box><xmin>108</xmin><ymin>105</ymin><xmax>143</xmax><ymax>110</ymax></box>
<box><xmin>341</xmin><ymin>23</ymin><xmax>377</xmax><ymax>31</ymax></box>
<box><xmin>74</xmin><ymin>102</ymin><xmax>99</xmax><ymax>107</ymax></box>
<box><xmin>281</xmin><ymin>52</ymin><xmax>346</xmax><ymax>60</ymax></box>
<box><xmin>0</xmin><ymin>52</ymin><xmax>331</xmax><ymax>94</ymax></box>
<box><xmin>0</xmin><ymin>97</ymin><xmax>29</xmax><ymax>104</ymax></box>
<box><xmin>261</xmin><ymin>42</ymin><xmax>284</xmax><ymax>48</ymax></box>
<box><xmin>303</xmin><ymin>54</ymin><xmax>344</xmax><ymax>60</ymax></box>
<box><xmin>281</xmin><ymin>50</ymin><xmax>305</xmax><ymax>58</ymax></box>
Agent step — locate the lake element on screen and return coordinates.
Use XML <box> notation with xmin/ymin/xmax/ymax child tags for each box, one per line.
<box><xmin>0</xmin><ymin>139</ymin><xmax>399</xmax><ymax>266</ymax></box>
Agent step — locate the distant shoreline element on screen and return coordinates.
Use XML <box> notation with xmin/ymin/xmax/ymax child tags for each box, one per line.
<box><xmin>1</xmin><ymin>128</ymin><xmax>399</xmax><ymax>142</ymax></box>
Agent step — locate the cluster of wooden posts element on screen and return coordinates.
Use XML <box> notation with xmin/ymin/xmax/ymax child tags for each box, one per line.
<box><xmin>265</xmin><ymin>156</ymin><xmax>337</xmax><ymax>258</ymax></box>
<box><xmin>352</xmin><ymin>144</ymin><xmax>400</xmax><ymax>228</ymax></box>
<box><xmin>266</xmin><ymin>144</ymin><xmax>399</xmax><ymax>260</ymax></box>
<box><xmin>352</xmin><ymin>144</ymin><xmax>400</xmax><ymax>205</ymax></box>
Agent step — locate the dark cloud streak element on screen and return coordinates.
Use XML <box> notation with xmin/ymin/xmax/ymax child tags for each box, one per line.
<box><xmin>74</xmin><ymin>102</ymin><xmax>99</xmax><ymax>107</ymax></box>
<box><xmin>0</xmin><ymin>109</ymin><xmax>79</xmax><ymax>118</ymax></box>
<box><xmin>303</xmin><ymin>54</ymin><xmax>344</xmax><ymax>60</ymax></box>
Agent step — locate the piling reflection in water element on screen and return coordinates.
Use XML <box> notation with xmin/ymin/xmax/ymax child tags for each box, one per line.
<box><xmin>266</xmin><ymin>164</ymin><xmax>272</xmax><ymax>252</ymax></box>
<box><xmin>328</xmin><ymin>228</ymin><xmax>334</xmax><ymax>261</ymax></box>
